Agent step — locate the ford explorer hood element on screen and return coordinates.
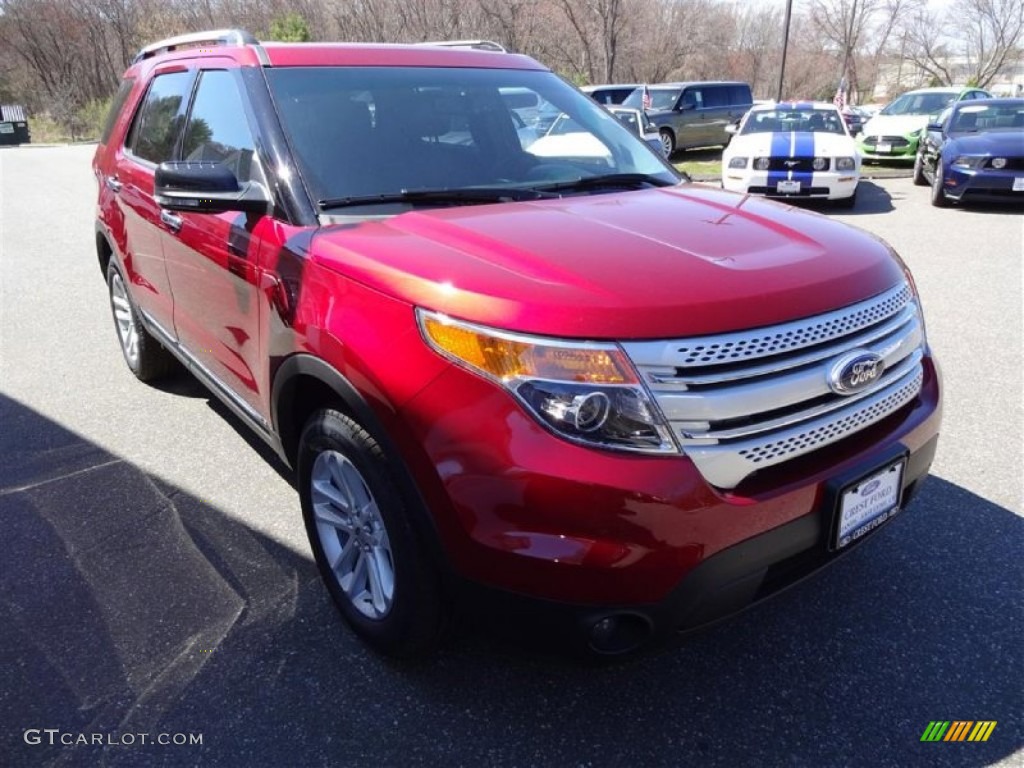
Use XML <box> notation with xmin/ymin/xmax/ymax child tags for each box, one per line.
<box><xmin>312</xmin><ymin>185</ymin><xmax>905</xmax><ymax>339</ymax></box>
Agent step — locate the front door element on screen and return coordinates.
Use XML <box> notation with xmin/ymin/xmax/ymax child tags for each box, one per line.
<box><xmin>160</xmin><ymin>67</ymin><xmax>271</xmax><ymax>418</ymax></box>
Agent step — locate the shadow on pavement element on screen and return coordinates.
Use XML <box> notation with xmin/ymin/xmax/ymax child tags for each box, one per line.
<box><xmin>1</xmin><ymin>393</ymin><xmax>1020</xmax><ymax>767</ymax></box>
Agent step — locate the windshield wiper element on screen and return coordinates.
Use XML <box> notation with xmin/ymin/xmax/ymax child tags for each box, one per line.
<box><xmin>530</xmin><ymin>173</ymin><xmax>677</xmax><ymax>194</ymax></box>
<box><xmin>319</xmin><ymin>186</ymin><xmax>558</xmax><ymax>210</ymax></box>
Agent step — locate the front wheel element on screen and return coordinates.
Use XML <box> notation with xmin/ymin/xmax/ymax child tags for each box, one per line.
<box><xmin>298</xmin><ymin>409</ymin><xmax>445</xmax><ymax>658</ymax></box>
<box><xmin>659</xmin><ymin>129</ymin><xmax>676</xmax><ymax>158</ymax></box>
<box><xmin>930</xmin><ymin>163</ymin><xmax>949</xmax><ymax>207</ymax></box>
<box><xmin>912</xmin><ymin>152</ymin><xmax>928</xmax><ymax>186</ymax></box>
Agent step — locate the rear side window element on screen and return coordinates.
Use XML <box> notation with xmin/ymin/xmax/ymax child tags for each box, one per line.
<box><xmin>729</xmin><ymin>85</ymin><xmax>752</xmax><ymax>106</ymax></box>
<box><xmin>703</xmin><ymin>87</ymin><xmax>729</xmax><ymax>108</ymax></box>
<box><xmin>101</xmin><ymin>78</ymin><xmax>135</xmax><ymax>145</ymax></box>
<box><xmin>181</xmin><ymin>70</ymin><xmax>262</xmax><ymax>184</ymax></box>
<box><xmin>126</xmin><ymin>71</ymin><xmax>193</xmax><ymax>164</ymax></box>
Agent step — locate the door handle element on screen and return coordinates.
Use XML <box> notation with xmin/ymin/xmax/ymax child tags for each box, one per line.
<box><xmin>105</xmin><ymin>176</ymin><xmax>122</xmax><ymax>193</ymax></box>
<box><xmin>160</xmin><ymin>209</ymin><xmax>183</xmax><ymax>233</ymax></box>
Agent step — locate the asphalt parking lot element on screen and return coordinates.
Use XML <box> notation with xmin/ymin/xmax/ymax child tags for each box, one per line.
<box><xmin>1</xmin><ymin>145</ymin><xmax>1021</xmax><ymax>767</ymax></box>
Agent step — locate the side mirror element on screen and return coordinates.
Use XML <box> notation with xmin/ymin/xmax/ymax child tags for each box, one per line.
<box><xmin>155</xmin><ymin>161</ymin><xmax>271</xmax><ymax>215</ymax></box>
<box><xmin>725</xmin><ymin>123</ymin><xmax>738</xmax><ymax>134</ymax></box>
<box><xmin>646</xmin><ymin>136</ymin><xmax>666</xmax><ymax>156</ymax></box>
<box><xmin>926</xmin><ymin>122</ymin><xmax>942</xmax><ymax>133</ymax></box>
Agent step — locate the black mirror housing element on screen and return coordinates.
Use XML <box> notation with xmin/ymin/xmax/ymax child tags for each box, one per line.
<box><xmin>926</xmin><ymin>122</ymin><xmax>943</xmax><ymax>133</ymax></box>
<box><xmin>155</xmin><ymin>161</ymin><xmax>271</xmax><ymax>215</ymax></box>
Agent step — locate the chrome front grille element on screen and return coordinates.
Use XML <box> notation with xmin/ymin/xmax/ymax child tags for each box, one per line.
<box><xmin>622</xmin><ymin>282</ymin><xmax>925</xmax><ymax>489</ymax></box>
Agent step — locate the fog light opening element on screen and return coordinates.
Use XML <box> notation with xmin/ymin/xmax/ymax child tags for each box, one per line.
<box><xmin>587</xmin><ymin>612</ymin><xmax>654</xmax><ymax>655</ymax></box>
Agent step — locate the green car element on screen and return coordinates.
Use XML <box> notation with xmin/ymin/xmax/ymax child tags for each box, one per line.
<box><xmin>858</xmin><ymin>87</ymin><xmax>992</xmax><ymax>162</ymax></box>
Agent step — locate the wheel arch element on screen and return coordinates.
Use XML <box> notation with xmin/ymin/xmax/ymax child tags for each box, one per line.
<box><xmin>272</xmin><ymin>354</ymin><xmax>449</xmax><ymax>568</ymax></box>
<box><xmin>95</xmin><ymin>225</ymin><xmax>115</xmax><ymax>280</ymax></box>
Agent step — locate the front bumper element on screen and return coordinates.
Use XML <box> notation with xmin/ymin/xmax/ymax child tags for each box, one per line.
<box><xmin>858</xmin><ymin>135</ymin><xmax>918</xmax><ymax>161</ymax></box>
<box><xmin>723</xmin><ymin>169</ymin><xmax>859</xmax><ymax>200</ymax></box>
<box><xmin>398</xmin><ymin>353</ymin><xmax>942</xmax><ymax>633</ymax></box>
<box><xmin>943</xmin><ymin>165</ymin><xmax>1024</xmax><ymax>203</ymax></box>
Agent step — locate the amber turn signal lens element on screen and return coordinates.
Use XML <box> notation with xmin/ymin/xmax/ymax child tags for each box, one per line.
<box><xmin>419</xmin><ymin>313</ymin><xmax>637</xmax><ymax>384</ymax></box>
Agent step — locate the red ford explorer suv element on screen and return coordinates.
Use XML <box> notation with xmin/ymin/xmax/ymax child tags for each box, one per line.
<box><xmin>93</xmin><ymin>30</ymin><xmax>941</xmax><ymax>657</ymax></box>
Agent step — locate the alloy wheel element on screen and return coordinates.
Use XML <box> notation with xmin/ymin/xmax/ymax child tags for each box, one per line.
<box><xmin>311</xmin><ymin>450</ymin><xmax>395</xmax><ymax>619</ymax></box>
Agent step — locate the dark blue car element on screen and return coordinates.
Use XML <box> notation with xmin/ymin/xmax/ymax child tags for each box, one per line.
<box><xmin>913</xmin><ymin>98</ymin><xmax>1024</xmax><ymax>206</ymax></box>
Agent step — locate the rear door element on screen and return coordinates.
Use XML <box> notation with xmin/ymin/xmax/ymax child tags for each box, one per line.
<box><xmin>114</xmin><ymin>67</ymin><xmax>196</xmax><ymax>332</ymax></box>
<box><xmin>160</xmin><ymin>66</ymin><xmax>271</xmax><ymax>417</ymax></box>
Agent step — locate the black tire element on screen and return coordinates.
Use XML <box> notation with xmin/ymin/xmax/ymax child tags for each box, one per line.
<box><xmin>930</xmin><ymin>163</ymin><xmax>949</xmax><ymax>207</ymax></box>
<box><xmin>298</xmin><ymin>409</ymin><xmax>445</xmax><ymax>658</ymax></box>
<box><xmin>912</xmin><ymin>152</ymin><xmax>928</xmax><ymax>186</ymax></box>
<box><xmin>106</xmin><ymin>262</ymin><xmax>176</xmax><ymax>382</ymax></box>
<box><xmin>834</xmin><ymin>187</ymin><xmax>858</xmax><ymax>209</ymax></box>
<box><xmin>659</xmin><ymin>128</ymin><xmax>675</xmax><ymax>158</ymax></box>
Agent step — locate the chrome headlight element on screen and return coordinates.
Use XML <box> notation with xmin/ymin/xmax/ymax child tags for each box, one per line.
<box><xmin>753</xmin><ymin>157</ymin><xmax>770</xmax><ymax>171</ymax></box>
<box><xmin>417</xmin><ymin>311</ymin><xmax>678</xmax><ymax>454</ymax></box>
<box><xmin>835</xmin><ymin>157</ymin><xmax>856</xmax><ymax>171</ymax></box>
<box><xmin>952</xmin><ymin>155</ymin><xmax>985</xmax><ymax>169</ymax></box>
<box><xmin>812</xmin><ymin>157</ymin><xmax>828</xmax><ymax>171</ymax></box>
<box><xmin>728</xmin><ymin>156</ymin><xmax>749</xmax><ymax>169</ymax></box>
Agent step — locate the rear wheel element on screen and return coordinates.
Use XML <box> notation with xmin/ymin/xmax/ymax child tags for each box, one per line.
<box><xmin>912</xmin><ymin>152</ymin><xmax>928</xmax><ymax>186</ymax></box>
<box><xmin>930</xmin><ymin>163</ymin><xmax>949</xmax><ymax>207</ymax></box>
<box><xmin>106</xmin><ymin>262</ymin><xmax>175</xmax><ymax>382</ymax></box>
<box><xmin>659</xmin><ymin>129</ymin><xmax>675</xmax><ymax>158</ymax></box>
<box><xmin>298</xmin><ymin>409</ymin><xmax>445</xmax><ymax>658</ymax></box>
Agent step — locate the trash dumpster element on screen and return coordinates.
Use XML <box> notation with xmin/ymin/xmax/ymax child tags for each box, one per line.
<box><xmin>0</xmin><ymin>105</ymin><xmax>31</xmax><ymax>145</ymax></box>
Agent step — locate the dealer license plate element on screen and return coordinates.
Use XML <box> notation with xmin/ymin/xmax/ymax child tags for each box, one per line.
<box><xmin>776</xmin><ymin>180</ymin><xmax>801</xmax><ymax>194</ymax></box>
<box><xmin>835</xmin><ymin>460</ymin><xmax>905</xmax><ymax>549</ymax></box>
<box><xmin>1012</xmin><ymin>177</ymin><xmax>1024</xmax><ymax>192</ymax></box>
<box><xmin>875</xmin><ymin>142</ymin><xmax>892</xmax><ymax>153</ymax></box>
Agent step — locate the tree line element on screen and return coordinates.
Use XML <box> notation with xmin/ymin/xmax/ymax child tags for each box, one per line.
<box><xmin>0</xmin><ymin>0</ymin><xmax>1020</xmax><ymax>136</ymax></box>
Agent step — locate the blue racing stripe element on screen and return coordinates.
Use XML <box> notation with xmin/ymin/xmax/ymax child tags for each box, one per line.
<box><xmin>766</xmin><ymin>131</ymin><xmax>793</xmax><ymax>188</ymax></box>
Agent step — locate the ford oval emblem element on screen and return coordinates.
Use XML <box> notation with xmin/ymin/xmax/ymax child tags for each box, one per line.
<box><xmin>828</xmin><ymin>350</ymin><xmax>885</xmax><ymax>395</ymax></box>
<box><xmin>861</xmin><ymin>479</ymin><xmax>882</xmax><ymax>496</ymax></box>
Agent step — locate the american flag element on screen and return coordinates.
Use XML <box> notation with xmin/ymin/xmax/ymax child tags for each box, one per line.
<box><xmin>833</xmin><ymin>77</ymin><xmax>847</xmax><ymax>111</ymax></box>
<box><xmin>642</xmin><ymin>84</ymin><xmax>652</xmax><ymax>111</ymax></box>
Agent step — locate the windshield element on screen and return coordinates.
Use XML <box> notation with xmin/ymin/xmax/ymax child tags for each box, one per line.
<box><xmin>949</xmin><ymin>103</ymin><xmax>1024</xmax><ymax>133</ymax></box>
<box><xmin>881</xmin><ymin>92</ymin><xmax>957</xmax><ymax>116</ymax></box>
<box><xmin>265</xmin><ymin>67</ymin><xmax>677</xmax><ymax>210</ymax></box>
<box><xmin>623</xmin><ymin>88</ymin><xmax>680</xmax><ymax>111</ymax></box>
<box><xmin>740</xmin><ymin>108</ymin><xmax>846</xmax><ymax>135</ymax></box>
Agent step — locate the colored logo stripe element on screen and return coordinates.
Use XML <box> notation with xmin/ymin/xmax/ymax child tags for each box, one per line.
<box><xmin>921</xmin><ymin>721</ymin><xmax>950</xmax><ymax>741</ymax></box>
<box><xmin>920</xmin><ymin>720</ymin><xmax>996</xmax><ymax>742</ymax></box>
<box><xmin>969</xmin><ymin>721</ymin><xmax>997</xmax><ymax>742</ymax></box>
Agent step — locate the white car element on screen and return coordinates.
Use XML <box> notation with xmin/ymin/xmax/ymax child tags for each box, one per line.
<box><xmin>722</xmin><ymin>101</ymin><xmax>860</xmax><ymax>206</ymax></box>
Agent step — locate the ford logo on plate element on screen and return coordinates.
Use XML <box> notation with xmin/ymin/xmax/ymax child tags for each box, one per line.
<box><xmin>828</xmin><ymin>350</ymin><xmax>885</xmax><ymax>396</ymax></box>
<box><xmin>861</xmin><ymin>479</ymin><xmax>882</xmax><ymax>496</ymax></box>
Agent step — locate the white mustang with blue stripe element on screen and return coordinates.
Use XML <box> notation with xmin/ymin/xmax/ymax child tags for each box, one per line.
<box><xmin>722</xmin><ymin>101</ymin><xmax>861</xmax><ymax>206</ymax></box>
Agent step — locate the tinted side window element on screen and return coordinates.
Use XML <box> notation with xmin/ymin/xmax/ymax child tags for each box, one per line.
<box><xmin>182</xmin><ymin>70</ymin><xmax>261</xmax><ymax>184</ymax></box>
<box><xmin>703</xmin><ymin>86</ymin><xmax>730</xmax><ymax>108</ymax></box>
<box><xmin>729</xmin><ymin>85</ymin><xmax>752</xmax><ymax>106</ymax></box>
<box><xmin>681</xmin><ymin>88</ymin><xmax>703</xmax><ymax>109</ymax></box>
<box><xmin>101</xmin><ymin>78</ymin><xmax>135</xmax><ymax>145</ymax></box>
<box><xmin>127</xmin><ymin>71</ymin><xmax>193</xmax><ymax>164</ymax></box>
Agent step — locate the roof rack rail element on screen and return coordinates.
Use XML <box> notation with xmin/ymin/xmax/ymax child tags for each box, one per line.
<box><xmin>418</xmin><ymin>39</ymin><xmax>507</xmax><ymax>53</ymax></box>
<box><xmin>133</xmin><ymin>29</ymin><xmax>259</xmax><ymax>64</ymax></box>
